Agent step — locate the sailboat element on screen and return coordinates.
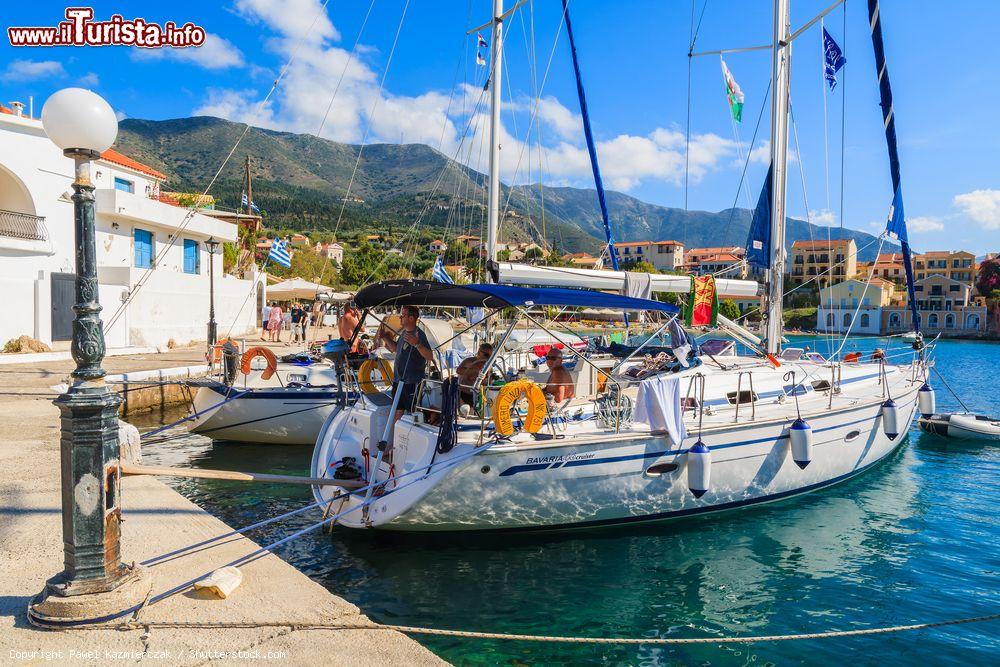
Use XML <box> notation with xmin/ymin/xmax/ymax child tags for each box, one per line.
<box><xmin>308</xmin><ymin>0</ymin><xmax>936</xmax><ymax>530</ymax></box>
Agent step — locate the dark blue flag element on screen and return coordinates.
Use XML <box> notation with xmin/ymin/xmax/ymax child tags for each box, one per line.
<box><xmin>745</xmin><ymin>163</ymin><xmax>774</xmax><ymax>271</ymax></box>
<box><xmin>823</xmin><ymin>28</ymin><xmax>847</xmax><ymax>91</ymax></box>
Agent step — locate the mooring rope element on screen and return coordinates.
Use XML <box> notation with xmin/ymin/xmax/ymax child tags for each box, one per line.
<box><xmin>28</xmin><ymin>610</ymin><xmax>1000</xmax><ymax>644</ymax></box>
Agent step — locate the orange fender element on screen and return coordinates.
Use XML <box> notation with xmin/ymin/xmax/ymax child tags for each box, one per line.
<box><xmin>241</xmin><ymin>346</ymin><xmax>278</xmax><ymax>379</ymax></box>
<box><xmin>843</xmin><ymin>352</ymin><xmax>862</xmax><ymax>363</ymax></box>
<box><xmin>212</xmin><ymin>337</ymin><xmax>239</xmax><ymax>362</ymax></box>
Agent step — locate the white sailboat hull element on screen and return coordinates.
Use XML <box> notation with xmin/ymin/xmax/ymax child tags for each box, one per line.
<box><xmin>312</xmin><ymin>360</ymin><xmax>922</xmax><ymax>531</ymax></box>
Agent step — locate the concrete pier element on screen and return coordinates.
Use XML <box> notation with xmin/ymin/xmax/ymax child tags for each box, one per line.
<box><xmin>0</xmin><ymin>346</ymin><xmax>445</xmax><ymax>665</ymax></box>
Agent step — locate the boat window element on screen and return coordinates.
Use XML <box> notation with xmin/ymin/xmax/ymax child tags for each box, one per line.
<box><xmin>844</xmin><ymin>430</ymin><xmax>861</xmax><ymax>442</ymax></box>
<box><xmin>783</xmin><ymin>384</ymin><xmax>808</xmax><ymax>396</ymax></box>
<box><xmin>811</xmin><ymin>379</ymin><xmax>832</xmax><ymax>391</ymax></box>
<box><xmin>726</xmin><ymin>390</ymin><xmax>757</xmax><ymax>405</ymax></box>
<box><xmin>780</xmin><ymin>348</ymin><xmax>804</xmax><ymax>361</ymax></box>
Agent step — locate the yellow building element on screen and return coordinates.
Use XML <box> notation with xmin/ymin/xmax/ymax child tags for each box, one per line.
<box><xmin>616</xmin><ymin>240</ymin><xmax>684</xmax><ymax>271</ymax></box>
<box><xmin>789</xmin><ymin>239</ymin><xmax>857</xmax><ymax>288</ymax></box>
<box><xmin>913</xmin><ymin>250</ymin><xmax>975</xmax><ymax>284</ymax></box>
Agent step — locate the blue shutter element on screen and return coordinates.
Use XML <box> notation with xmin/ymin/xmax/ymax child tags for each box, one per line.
<box><xmin>183</xmin><ymin>239</ymin><xmax>199</xmax><ymax>274</ymax></box>
<box><xmin>134</xmin><ymin>229</ymin><xmax>153</xmax><ymax>268</ymax></box>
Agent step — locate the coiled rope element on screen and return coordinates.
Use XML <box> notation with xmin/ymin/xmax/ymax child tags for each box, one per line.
<box><xmin>29</xmin><ymin>610</ymin><xmax>1000</xmax><ymax>644</ymax></box>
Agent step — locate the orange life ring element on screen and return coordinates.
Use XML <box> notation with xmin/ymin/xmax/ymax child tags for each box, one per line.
<box><xmin>241</xmin><ymin>346</ymin><xmax>278</xmax><ymax>379</ymax></box>
<box><xmin>212</xmin><ymin>337</ymin><xmax>239</xmax><ymax>362</ymax></box>
<box><xmin>843</xmin><ymin>352</ymin><xmax>862</xmax><ymax>363</ymax></box>
<box><xmin>492</xmin><ymin>379</ymin><xmax>547</xmax><ymax>437</ymax></box>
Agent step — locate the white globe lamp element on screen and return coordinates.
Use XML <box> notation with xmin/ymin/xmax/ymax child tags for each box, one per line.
<box><xmin>41</xmin><ymin>87</ymin><xmax>118</xmax><ymax>158</ymax></box>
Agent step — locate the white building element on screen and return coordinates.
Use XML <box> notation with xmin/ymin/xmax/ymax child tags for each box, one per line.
<box><xmin>0</xmin><ymin>103</ymin><xmax>262</xmax><ymax>349</ymax></box>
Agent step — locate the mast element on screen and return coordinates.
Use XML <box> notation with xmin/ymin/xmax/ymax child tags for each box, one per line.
<box><xmin>485</xmin><ymin>0</ymin><xmax>503</xmax><ymax>279</ymax></box>
<box><xmin>764</xmin><ymin>0</ymin><xmax>792</xmax><ymax>355</ymax></box>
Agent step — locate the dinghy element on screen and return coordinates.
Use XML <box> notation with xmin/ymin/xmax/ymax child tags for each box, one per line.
<box><xmin>918</xmin><ymin>413</ymin><xmax>1000</xmax><ymax>441</ymax></box>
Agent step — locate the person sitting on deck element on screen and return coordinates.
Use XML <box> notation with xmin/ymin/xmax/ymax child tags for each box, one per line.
<box><xmin>456</xmin><ymin>342</ymin><xmax>494</xmax><ymax>406</ymax></box>
<box><xmin>338</xmin><ymin>304</ymin><xmax>361</xmax><ymax>353</ymax></box>
<box><xmin>377</xmin><ymin>305</ymin><xmax>435</xmax><ymax>423</ymax></box>
<box><xmin>543</xmin><ymin>348</ymin><xmax>575</xmax><ymax>403</ymax></box>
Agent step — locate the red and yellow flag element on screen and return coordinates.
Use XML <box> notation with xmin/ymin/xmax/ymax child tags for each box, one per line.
<box><xmin>684</xmin><ymin>275</ymin><xmax>719</xmax><ymax>327</ymax></box>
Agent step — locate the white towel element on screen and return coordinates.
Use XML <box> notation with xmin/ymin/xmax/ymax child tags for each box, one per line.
<box><xmin>634</xmin><ymin>375</ymin><xmax>687</xmax><ymax>444</ymax></box>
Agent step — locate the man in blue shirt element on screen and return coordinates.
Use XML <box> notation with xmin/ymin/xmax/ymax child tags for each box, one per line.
<box><xmin>377</xmin><ymin>305</ymin><xmax>434</xmax><ymax>422</ymax></box>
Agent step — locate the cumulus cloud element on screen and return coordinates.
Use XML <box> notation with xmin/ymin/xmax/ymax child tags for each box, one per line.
<box><xmin>808</xmin><ymin>209</ymin><xmax>838</xmax><ymax>226</ymax></box>
<box><xmin>133</xmin><ymin>33</ymin><xmax>244</xmax><ymax>69</ymax></box>
<box><xmin>0</xmin><ymin>59</ymin><xmax>66</xmax><ymax>82</ymax></box>
<box><xmin>953</xmin><ymin>189</ymin><xmax>1000</xmax><ymax>230</ymax></box>
<box><xmin>908</xmin><ymin>216</ymin><xmax>945</xmax><ymax>233</ymax></box>
<box><xmin>79</xmin><ymin>72</ymin><xmax>100</xmax><ymax>86</ymax></box>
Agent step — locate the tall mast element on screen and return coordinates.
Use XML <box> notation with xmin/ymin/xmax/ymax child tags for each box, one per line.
<box><xmin>764</xmin><ymin>0</ymin><xmax>792</xmax><ymax>355</ymax></box>
<box><xmin>485</xmin><ymin>0</ymin><xmax>504</xmax><ymax>278</ymax></box>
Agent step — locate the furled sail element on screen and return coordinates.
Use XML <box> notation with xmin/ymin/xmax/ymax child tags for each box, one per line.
<box><xmin>868</xmin><ymin>0</ymin><xmax>919</xmax><ymax>333</ymax></box>
<box><xmin>745</xmin><ymin>163</ymin><xmax>774</xmax><ymax>272</ymax></box>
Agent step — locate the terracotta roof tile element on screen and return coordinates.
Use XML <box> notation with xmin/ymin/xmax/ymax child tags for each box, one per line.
<box><xmin>99</xmin><ymin>148</ymin><xmax>167</xmax><ymax>180</ymax></box>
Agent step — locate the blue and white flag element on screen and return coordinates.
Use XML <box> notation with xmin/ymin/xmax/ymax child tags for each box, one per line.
<box><xmin>241</xmin><ymin>191</ymin><xmax>260</xmax><ymax>213</ymax></box>
<box><xmin>268</xmin><ymin>237</ymin><xmax>292</xmax><ymax>268</ymax></box>
<box><xmin>823</xmin><ymin>28</ymin><xmax>847</xmax><ymax>91</ymax></box>
<box><xmin>432</xmin><ymin>256</ymin><xmax>454</xmax><ymax>284</ymax></box>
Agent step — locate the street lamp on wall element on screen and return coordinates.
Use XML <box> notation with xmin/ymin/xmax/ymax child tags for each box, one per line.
<box><xmin>206</xmin><ymin>236</ymin><xmax>220</xmax><ymax>361</ymax></box>
<box><xmin>31</xmin><ymin>88</ymin><xmax>148</xmax><ymax>622</ymax></box>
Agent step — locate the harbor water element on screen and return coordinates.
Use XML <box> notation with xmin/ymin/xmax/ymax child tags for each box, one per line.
<box><xmin>136</xmin><ymin>335</ymin><xmax>999</xmax><ymax>665</ymax></box>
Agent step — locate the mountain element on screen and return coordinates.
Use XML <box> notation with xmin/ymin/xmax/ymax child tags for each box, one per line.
<box><xmin>114</xmin><ymin>116</ymin><xmax>891</xmax><ymax>260</ymax></box>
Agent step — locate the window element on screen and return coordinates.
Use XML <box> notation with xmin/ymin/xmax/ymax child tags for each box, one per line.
<box><xmin>889</xmin><ymin>313</ymin><xmax>902</xmax><ymax>328</ymax></box>
<box><xmin>967</xmin><ymin>314</ymin><xmax>981</xmax><ymax>329</ymax></box>
<box><xmin>843</xmin><ymin>313</ymin><xmax>852</xmax><ymax>327</ymax></box>
<box><xmin>860</xmin><ymin>313</ymin><xmax>870</xmax><ymax>328</ymax></box>
<box><xmin>134</xmin><ymin>229</ymin><xmax>153</xmax><ymax>268</ymax></box>
<box><xmin>945</xmin><ymin>314</ymin><xmax>955</xmax><ymax>328</ymax></box>
<box><xmin>928</xmin><ymin>313</ymin><xmax>939</xmax><ymax>328</ymax></box>
<box><xmin>183</xmin><ymin>239</ymin><xmax>200</xmax><ymax>274</ymax></box>
<box><xmin>826</xmin><ymin>312</ymin><xmax>835</xmax><ymax>328</ymax></box>
<box><xmin>949</xmin><ymin>284</ymin><xmax>960</xmax><ymax>292</ymax></box>
<box><xmin>915</xmin><ymin>284</ymin><xmax>924</xmax><ymax>292</ymax></box>
<box><xmin>114</xmin><ymin>177</ymin><xmax>134</xmax><ymax>194</ymax></box>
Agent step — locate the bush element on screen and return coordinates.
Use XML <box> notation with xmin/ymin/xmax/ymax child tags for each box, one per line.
<box><xmin>3</xmin><ymin>335</ymin><xmax>52</xmax><ymax>354</ymax></box>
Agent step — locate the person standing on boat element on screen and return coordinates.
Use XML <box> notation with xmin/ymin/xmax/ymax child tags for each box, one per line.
<box><xmin>457</xmin><ymin>342</ymin><xmax>494</xmax><ymax>406</ymax></box>
<box><xmin>377</xmin><ymin>305</ymin><xmax>434</xmax><ymax>422</ymax></box>
<box><xmin>543</xmin><ymin>348</ymin><xmax>575</xmax><ymax>403</ymax></box>
<box><xmin>339</xmin><ymin>304</ymin><xmax>361</xmax><ymax>352</ymax></box>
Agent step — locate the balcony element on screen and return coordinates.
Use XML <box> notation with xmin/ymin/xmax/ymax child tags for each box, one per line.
<box><xmin>0</xmin><ymin>208</ymin><xmax>47</xmax><ymax>241</ymax></box>
<box><xmin>95</xmin><ymin>188</ymin><xmax>237</xmax><ymax>242</ymax></box>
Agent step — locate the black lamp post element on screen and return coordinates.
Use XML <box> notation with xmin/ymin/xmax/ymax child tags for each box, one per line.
<box><xmin>206</xmin><ymin>236</ymin><xmax>219</xmax><ymax>360</ymax></box>
<box><xmin>30</xmin><ymin>88</ymin><xmax>146</xmax><ymax>619</ymax></box>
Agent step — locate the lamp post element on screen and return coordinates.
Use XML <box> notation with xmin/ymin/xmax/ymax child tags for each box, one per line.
<box><xmin>206</xmin><ymin>236</ymin><xmax>219</xmax><ymax>362</ymax></box>
<box><xmin>31</xmin><ymin>88</ymin><xmax>147</xmax><ymax>621</ymax></box>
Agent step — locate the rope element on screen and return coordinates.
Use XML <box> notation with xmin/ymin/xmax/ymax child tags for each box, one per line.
<box><xmin>29</xmin><ymin>610</ymin><xmax>1000</xmax><ymax>644</ymax></box>
<box><xmin>930</xmin><ymin>365</ymin><xmax>973</xmax><ymax>413</ymax></box>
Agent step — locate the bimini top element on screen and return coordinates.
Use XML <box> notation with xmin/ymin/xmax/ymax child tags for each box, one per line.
<box><xmin>353</xmin><ymin>280</ymin><xmax>680</xmax><ymax>314</ymax></box>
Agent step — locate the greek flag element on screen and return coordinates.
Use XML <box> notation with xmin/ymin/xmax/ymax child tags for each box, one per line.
<box><xmin>268</xmin><ymin>237</ymin><xmax>292</xmax><ymax>268</ymax></box>
<box><xmin>432</xmin><ymin>256</ymin><xmax>454</xmax><ymax>284</ymax></box>
<box><xmin>241</xmin><ymin>191</ymin><xmax>260</xmax><ymax>213</ymax></box>
<box><xmin>823</xmin><ymin>28</ymin><xmax>847</xmax><ymax>91</ymax></box>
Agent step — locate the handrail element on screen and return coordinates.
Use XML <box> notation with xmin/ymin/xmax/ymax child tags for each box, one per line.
<box><xmin>0</xmin><ymin>208</ymin><xmax>47</xmax><ymax>241</ymax></box>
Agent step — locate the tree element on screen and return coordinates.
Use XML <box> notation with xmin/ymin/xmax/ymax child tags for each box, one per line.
<box><xmin>339</xmin><ymin>240</ymin><xmax>385</xmax><ymax>287</ymax></box>
<box><xmin>719</xmin><ymin>299</ymin><xmax>741</xmax><ymax>321</ymax></box>
<box><xmin>620</xmin><ymin>259</ymin><xmax>658</xmax><ymax>274</ymax></box>
<box><xmin>975</xmin><ymin>258</ymin><xmax>1000</xmax><ymax>299</ymax></box>
<box><xmin>272</xmin><ymin>247</ymin><xmax>336</xmax><ymax>284</ymax></box>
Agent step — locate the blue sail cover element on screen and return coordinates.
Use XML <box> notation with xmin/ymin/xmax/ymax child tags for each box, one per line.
<box><xmin>745</xmin><ymin>163</ymin><xmax>774</xmax><ymax>271</ymax></box>
<box><xmin>869</xmin><ymin>0</ymin><xmax>919</xmax><ymax>332</ymax></box>
<box><xmin>561</xmin><ymin>0</ymin><xmax>619</xmax><ymax>272</ymax></box>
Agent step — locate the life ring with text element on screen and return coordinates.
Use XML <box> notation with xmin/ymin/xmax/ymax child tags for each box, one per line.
<box><xmin>492</xmin><ymin>379</ymin><xmax>547</xmax><ymax>437</ymax></box>
<box><xmin>241</xmin><ymin>346</ymin><xmax>278</xmax><ymax>380</ymax></box>
<box><xmin>359</xmin><ymin>358</ymin><xmax>394</xmax><ymax>394</ymax></box>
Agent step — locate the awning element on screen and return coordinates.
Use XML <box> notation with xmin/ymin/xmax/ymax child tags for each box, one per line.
<box><xmin>267</xmin><ymin>278</ymin><xmax>333</xmax><ymax>300</ymax></box>
<box><xmin>353</xmin><ymin>280</ymin><xmax>680</xmax><ymax>314</ymax></box>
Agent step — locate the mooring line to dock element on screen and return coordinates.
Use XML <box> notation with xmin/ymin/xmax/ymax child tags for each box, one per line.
<box><xmin>139</xmin><ymin>388</ymin><xmax>251</xmax><ymax>440</ymax></box>
<box><xmin>29</xmin><ymin>609</ymin><xmax>1000</xmax><ymax>644</ymax></box>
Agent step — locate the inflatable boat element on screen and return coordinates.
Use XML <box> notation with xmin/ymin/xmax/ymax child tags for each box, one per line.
<box><xmin>918</xmin><ymin>413</ymin><xmax>1000</xmax><ymax>441</ymax></box>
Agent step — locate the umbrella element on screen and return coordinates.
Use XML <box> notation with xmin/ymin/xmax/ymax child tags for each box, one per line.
<box><xmin>266</xmin><ymin>277</ymin><xmax>333</xmax><ymax>300</ymax></box>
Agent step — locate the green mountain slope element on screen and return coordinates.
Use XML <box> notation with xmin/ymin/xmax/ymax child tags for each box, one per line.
<box><xmin>114</xmin><ymin>116</ymin><xmax>890</xmax><ymax>260</ymax></box>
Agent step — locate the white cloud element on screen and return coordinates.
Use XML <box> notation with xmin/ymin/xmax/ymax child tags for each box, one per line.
<box><xmin>908</xmin><ymin>215</ymin><xmax>945</xmax><ymax>233</ymax></box>
<box><xmin>535</xmin><ymin>96</ymin><xmax>581</xmax><ymax>141</ymax></box>
<box><xmin>808</xmin><ymin>209</ymin><xmax>838</xmax><ymax>226</ymax></box>
<box><xmin>953</xmin><ymin>189</ymin><xmax>1000</xmax><ymax>230</ymax></box>
<box><xmin>133</xmin><ymin>33</ymin><xmax>244</xmax><ymax>70</ymax></box>
<box><xmin>235</xmin><ymin>0</ymin><xmax>339</xmax><ymax>44</ymax></box>
<box><xmin>115</xmin><ymin>110</ymin><xmax>127</xmax><ymax>122</ymax></box>
<box><xmin>0</xmin><ymin>59</ymin><xmax>66</xmax><ymax>82</ymax></box>
<box><xmin>79</xmin><ymin>72</ymin><xmax>100</xmax><ymax>87</ymax></box>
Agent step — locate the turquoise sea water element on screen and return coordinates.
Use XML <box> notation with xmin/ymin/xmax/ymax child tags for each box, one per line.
<box><xmin>138</xmin><ymin>336</ymin><xmax>999</xmax><ymax>665</ymax></box>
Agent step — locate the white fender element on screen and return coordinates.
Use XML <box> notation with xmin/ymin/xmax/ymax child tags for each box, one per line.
<box><xmin>917</xmin><ymin>383</ymin><xmax>936</xmax><ymax>418</ymax></box>
<box><xmin>789</xmin><ymin>418</ymin><xmax>813</xmax><ymax>469</ymax></box>
<box><xmin>687</xmin><ymin>440</ymin><xmax>711</xmax><ymax>498</ymax></box>
<box><xmin>881</xmin><ymin>399</ymin><xmax>899</xmax><ymax>440</ymax></box>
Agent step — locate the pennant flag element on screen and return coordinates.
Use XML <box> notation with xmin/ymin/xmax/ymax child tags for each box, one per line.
<box><xmin>720</xmin><ymin>58</ymin><xmax>744</xmax><ymax>122</ymax></box>
<box><xmin>745</xmin><ymin>163</ymin><xmax>774</xmax><ymax>271</ymax></box>
<box><xmin>823</xmin><ymin>28</ymin><xmax>847</xmax><ymax>91</ymax></box>
<box><xmin>432</xmin><ymin>255</ymin><xmax>455</xmax><ymax>284</ymax></box>
<box><xmin>685</xmin><ymin>275</ymin><xmax>719</xmax><ymax>327</ymax></box>
<box><xmin>476</xmin><ymin>52</ymin><xmax>486</xmax><ymax>67</ymax></box>
<box><xmin>268</xmin><ymin>237</ymin><xmax>292</xmax><ymax>268</ymax></box>
<box><xmin>241</xmin><ymin>191</ymin><xmax>260</xmax><ymax>213</ymax></box>
<box><xmin>477</xmin><ymin>32</ymin><xmax>488</xmax><ymax>49</ymax></box>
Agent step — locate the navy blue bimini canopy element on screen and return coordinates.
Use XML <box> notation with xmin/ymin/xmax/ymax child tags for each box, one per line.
<box><xmin>353</xmin><ymin>280</ymin><xmax>680</xmax><ymax>314</ymax></box>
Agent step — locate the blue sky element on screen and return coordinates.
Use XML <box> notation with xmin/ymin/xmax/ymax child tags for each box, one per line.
<box><xmin>2</xmin><ymin>1</ymin><xmax>999</xmax><ymax>254</ymax></box>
